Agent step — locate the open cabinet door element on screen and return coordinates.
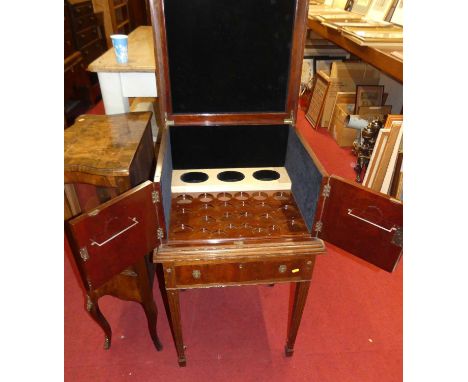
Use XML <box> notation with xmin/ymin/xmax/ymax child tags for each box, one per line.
<box><xmin>67</xmin><ymin>181</ymin><xmax>161</xmax><ymax>290</ymax></box>
<box><xmin>315</xmin><ymin>175</ymin><xmax>403</xmax><ymax>272</ymax></box>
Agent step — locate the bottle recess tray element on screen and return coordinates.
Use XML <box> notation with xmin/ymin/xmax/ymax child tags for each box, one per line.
<box><xmin>171</xmin><ymin>167</ymin><xmax>292</xmax><ymax>193</ymax></box>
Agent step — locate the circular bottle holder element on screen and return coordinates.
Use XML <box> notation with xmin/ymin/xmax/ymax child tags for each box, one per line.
<box><xmin>198</xmin><ymin>193</ymin><xmax>214</xmax><ymax>203</ymax></box>
<box><xmin>180</xmin><ymin>171</ymin><xmax>209</xmax><ymax>183</ymax></box>
<box><xmin>252</xmin><ymin>191</ymin><xmax>268</xmax><ymax>201</ymax></box>
<box><xmin>176</xmin><ymin>194</ymin><xmax>193</xmax><ymax>205</ymax></box>
<box><xmin>273</xmin><ymin>191</ymin><xmax>291</xmax><ymax>202</ymax></box>
<box><xmin>252</xmin><ymin>169</ymin><xmax>280</xmax><ymax>181</ymax></box>
<box><xmin>217</xmin><ymin>170</ymin><xmax>245</xmax><ymax>182</ymax></box>
<box><xmin>234</xmin><ymin>191</ymin><xmax>250</xmax><ymax>201</ymax></box>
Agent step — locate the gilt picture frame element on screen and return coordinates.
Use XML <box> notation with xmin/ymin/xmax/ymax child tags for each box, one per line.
<box><xmin>354</xmin><ymin>85</ymin><xmax>384</xmax><ymax>113</ymax></box>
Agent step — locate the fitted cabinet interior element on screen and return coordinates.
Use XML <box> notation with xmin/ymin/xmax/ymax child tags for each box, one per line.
<box><xmin>156</xmin><ymin>124</ymin><xmax>324</xmax><ymax>243</ymax></box>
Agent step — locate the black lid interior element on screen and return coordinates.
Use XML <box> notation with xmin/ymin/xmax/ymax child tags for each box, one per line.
<box><xmin>163</xmin><ymin>0</ymin><xmax>296</xmax><ymax>115</ymax></box>
<box><xmin>170</xmin><ymin>124</ymin><xmax>289</xmax><ymax>169</ymax></box>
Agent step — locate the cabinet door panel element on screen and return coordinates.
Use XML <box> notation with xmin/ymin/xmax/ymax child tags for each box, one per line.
<box><xmin>317</xmin><ymin>176</ymin><xmax>402</xmax><ymax>272</ymax></box>
<box><xmin>67</xmin><ymin>181</ymin><xmax>160</xmax><ymax>289</ymax></box>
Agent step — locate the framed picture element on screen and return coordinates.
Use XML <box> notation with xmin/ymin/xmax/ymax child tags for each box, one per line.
<box><xmin>362</xmin><ymin>128</ymin><xmax>390</xmax><ymax>187</ymax></box>
<box><xmin>368</xmin><ymin>115</ymin><xmax>403</xmax><ymax>193</ymax></box>
<box><xmin>389</xmin><ymin>151</ymin><xmax>403</xmax><ymax>198</ymax></box>
<box><xmin>332</xmin><ymin>0</ymin><xmax>349</xmax><ymax>9</ymax></box>
<box><xmin>306</xmin><ymin>71</ymin><xmax>331</xmax><ymax>129</ymax></box>
<box><xmin>366</xmin><ymin>0</ymin><xmax>394</xmax><ymax>21</ymax></box>
<box><xmin>354</xmin><ymin>85</ymin><xmax>384</xmax><ymax>113</ymax></box>
<box><xmin>384</xmin><ymin>114</ymin><xmax>403</xmax><ymax>128</ymax></box>
<box><xmin>390</xmin><ymin>0</ymin><xmax>403</xmax><ymax>26</ymax></box>
<box><xmin>351</xmin><ymin>0</ymin><xmax>373</xmax><ymax>15</ymax></box>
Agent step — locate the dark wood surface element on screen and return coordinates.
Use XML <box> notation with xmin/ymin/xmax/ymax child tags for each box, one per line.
<box><xmin>68</xmin><ymin>181</ymin><xmax>160</xmax><ymax>289</ymax></box>
<box><xmin>67</xmin><ymin>0</ymin><xmax>106</xmax><ymax>66</ymax></box>
<box><xmin>168</xmin><ymin>190</ymin><xmax>310</xmax><ymax>243</ymax></box>
<box><xmin>307</xmin><ymin>19</ymin><xmax>403</xmax><ymax>83</ymax></box>
<box><xmin>64</xmin><ymin>51</ymin><xmax>94</xmax><ymax>126</ymax></box>
<box><xmin>316</xmin><ymin>175</ymin><xmax>403</xmax><ymax>272</ymax></box>
<box><xmin>65</xmin><ymin>0</ymin><xmax>106</xmax><ymax>124</ymax></box>
<box><xmin>65</xmin><ymin>113</ymin><xmax>161</xmax><ymax>351</ymax></box>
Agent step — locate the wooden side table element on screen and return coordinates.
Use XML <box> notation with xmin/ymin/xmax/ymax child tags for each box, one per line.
<box><xmin>64</xmin><ymin>112</ymin><xmax>162</xmax><ymax>350</ymax></box>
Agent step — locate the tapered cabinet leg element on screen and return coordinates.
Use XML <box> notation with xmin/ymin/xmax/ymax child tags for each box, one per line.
<box><xmin>86</xmin><ymin>295</ymin><xmax>112</xmax><ymax>350</ymax></box>
<box><xmin>285</xmin><ymin>281</ymin><xmax>311</xmax><ymax>357</ymax></box>
<box><xmin>166</xmin><ymin>289</ymin><xmax>187</xmax><ymax>367</ymax></box>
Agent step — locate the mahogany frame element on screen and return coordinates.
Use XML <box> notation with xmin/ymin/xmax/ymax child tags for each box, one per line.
<box><xmin>149</xmin><ymin>0</ymin><xmax>310</xmax><ymax>126</ymax></box>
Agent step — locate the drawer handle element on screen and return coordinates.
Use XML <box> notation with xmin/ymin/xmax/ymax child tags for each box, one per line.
<box><xmin>278</xmin><ymin>265</ymin><xmax>287</xmax><ymax>273</ymax></box>
<box><xmin>347</xmin><ymin>209</ymin><xmax>397</xmax><ymax>233</ymax></box>
<box><xmin>90</xmin><ymin>217</ymin><xmax>139</xmax><ymax>247</ymax></box>
<box><xmin>192</xmin><ymin>270</ymin><xmax>201</xmax><ymax>279</ymax></box>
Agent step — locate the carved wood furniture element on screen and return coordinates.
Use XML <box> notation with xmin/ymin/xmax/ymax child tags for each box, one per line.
<box><xmin>64</xmin><ymin>113</ymin><xmax>162</xmax><ymax>351</ymax></box>
<box><xmin>67</xmin><ymin>0</ymin><xmax>403</xmax><ymax>367</ymax></box>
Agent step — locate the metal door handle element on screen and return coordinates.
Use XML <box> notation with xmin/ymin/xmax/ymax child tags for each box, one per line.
<box><xmin>347</xmin><ymin>209</ymin><xmax>397</xmax><ymax>233</ymax></box>
<box><xmin>90</xmin><ymin>217</ymin><xmax>139</xmax><ymax>247</ymax></box>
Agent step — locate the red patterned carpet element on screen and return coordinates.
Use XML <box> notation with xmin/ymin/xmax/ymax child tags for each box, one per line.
<box><xmin>65</xmin><ymin>104</ymin><xmax>402</xmax><ymax>381</ymax></box>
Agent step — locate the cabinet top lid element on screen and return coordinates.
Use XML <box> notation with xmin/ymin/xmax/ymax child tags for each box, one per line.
<box><xmin>153</xmin><ymin>0</ymin><xmax>307</xmax><ymax>125</ymax></box>
<box><xmin>64</xmin><ymin>112</ymin><xmax>152</xmax><ymax>175</ymax></box>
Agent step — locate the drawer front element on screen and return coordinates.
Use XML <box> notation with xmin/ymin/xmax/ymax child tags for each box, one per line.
<box><xmin>76</xmin><ymin>26</ymin><xmax>99</xmax><ymax>49</ymax></box>
<box><xmin>81</xmin><ymin>39</ymin><xmax>105</xmax><ymax>66</ymax></box>
<box><xmin>71</xmin><ymin>1</ymin><xmax>94</xmax><ymax>18</ymax></box>
<box><xmin>174</xmin><ymin>258</ymin><xmax>314</xmax><ymax>287</ymax></box>
<box><xmin>74</xmin><ymin>13</ymin><xmax>97</xmax><ymax>31</ymax></box>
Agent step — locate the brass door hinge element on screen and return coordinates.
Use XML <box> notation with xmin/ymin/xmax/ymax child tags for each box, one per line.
<box><xmin>152</xmin><ymin>190</ymin><xmax>160</xmax><ymax>204</ymax></box>
<box><xmin>157</xmin><ymin>227</ymin><xmax>164</xmax><ymax>240</ymax></box>
<box><xmin>322</xmin><ymin>184</ymin><xmax>331</xmax><ymax>198</ymax></box>
<box><xmin>164</xmin><ymin>113</ymin><xmax>174</xmax><ymax>127</ymax></box>
<box><xmin>391</xmin><ymin>227</ymin><xmax>403</xmax><ymax>248</ymax></box>
<box><xmin>315</xmin><ymin>220</ymin><xmax>323</xmax><ymax>233</ymax></box>
<box><xmin>79</xmin><ymin>247</ymin><xmax>90</xmax><ymax>262</ymax></box>
<box><xmin>284</xmin><ymin>110</ymin><xmax>295</xmax><ymax>125</ymax></box>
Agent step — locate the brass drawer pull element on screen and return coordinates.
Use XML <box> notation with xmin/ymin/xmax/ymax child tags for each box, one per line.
<box><xmin>192</xmin><ymin>270</ymin><xmax>201</xmax><ymax>279</ymax></box>
<box><xmin>90</xmin><ymin>217</ymin><xmax>139</xmax><ymax>247</ymax></box>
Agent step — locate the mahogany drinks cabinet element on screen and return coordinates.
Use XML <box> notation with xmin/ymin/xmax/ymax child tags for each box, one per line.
<box><xmin>67</xmin><ymin>0</ymin><xmax>403</xmax><ymax>367</ymax></box>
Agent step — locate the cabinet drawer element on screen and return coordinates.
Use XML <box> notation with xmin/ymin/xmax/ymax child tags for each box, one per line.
<box><xmin>81</xmin><ymin>39</ymin><xmax>105</xmax><ymax>66</ymax></box>
<box><xmin>76</xmin><ymin>26</ymin><xmax>99</xmax><ymax>49</ymax></box>
<box><xmin>174</xmin><ymin>258</ymin><xmax>314</xmax><ymax>287</ymax></box>
<box><xmin>74</xmin><ymin>13</ymin><xmax>97</xmax><ymax>31</ymax></box>
<box><xmin>71</xmin><ymin>1</ymin><xmax>94</xmax><ymax>18</ymax></box>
